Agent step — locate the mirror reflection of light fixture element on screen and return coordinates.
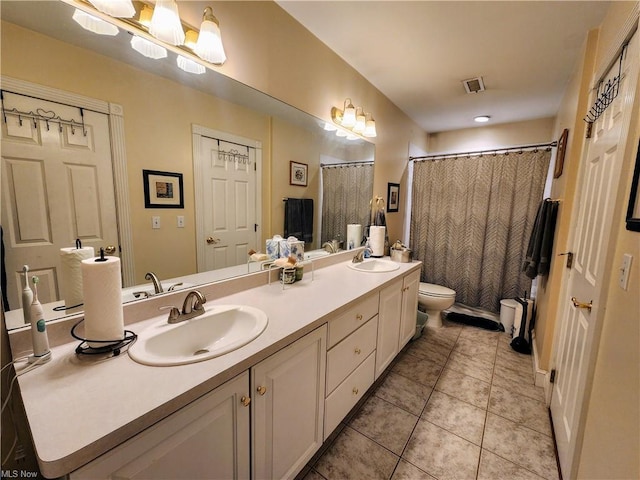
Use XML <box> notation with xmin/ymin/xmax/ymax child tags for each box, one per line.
<box><xmin>149</xmin><ymin>0</ymin><xmax>185</xmax><ymax>46</ymax></box>
<box><xmin>474</xmin><ymin>115</ymin><xmax>491</xmax><ymax>123</ymax></box>
<box><xmin>87</xmin><ymin>0</ymin><xmax>135</xmax><ymax>18</ymax></box>
<box><xmin>72</xmin><ymin>9</ymin><xmax>119</xmax><ymax>36</ymax></box>
<box><xmin>177</xmin><ymin>55</ymin><xmax>206</xmax><ymax>74</ymax></box>
<box><xmin>131</xmin><ymin>35</ymin><xmax>168</xmax><ymax>59</ymax></box>
<box><xmin>193</xmin><ymin>7</ymin><xmax>226</xmax><ymax>65</ymax></box>
<box><xmin>331</xmin><ymin>99</ymin><xmax>377</xmax><ymax>139</ymax></box>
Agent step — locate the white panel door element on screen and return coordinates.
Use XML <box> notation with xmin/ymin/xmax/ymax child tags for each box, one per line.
<box><xmin>197</xmin><ymin>135</ymin><xmax>257</xmax><ymax>271</ymax></box>
<box><xmin>551</xmin><ymin>32</ymin><xmax>639</xmax><ymax>479</ymax></box>
<box><xmin>1</xmin><ymin>92</ymin><xmax>117</xmax><ymax>308</ymax></box>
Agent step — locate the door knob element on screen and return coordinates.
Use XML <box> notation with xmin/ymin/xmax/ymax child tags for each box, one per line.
<box><xmin>105</xmin><ymin>245</ymin><xmax>117</xmax><ymax>254</ymax></box>
<box><xmin>571</xmin><ymin>297</ymin><xmax>592</xmax><ymax>312</ymax></box>
<box><xmin>206</xmin><ymin>237</ymin><xmax>220</xmax><ymax>245</ymax></box>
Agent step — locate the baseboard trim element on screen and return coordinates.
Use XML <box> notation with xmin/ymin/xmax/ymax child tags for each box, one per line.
<box><xmin>531</xmin><ymin>330</ymin><xmax>552</xmax><ymax>405</ymax></box>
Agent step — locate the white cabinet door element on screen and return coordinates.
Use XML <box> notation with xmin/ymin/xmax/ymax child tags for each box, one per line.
<box><xmin>70</xmin><ymin>372</ymin><xmax>250</xmax><ymax>480</ymax></box>
<box><xmin>251</xmin><ymin>325</ymin><xmax>327</xmax><ymax>480</ymax></box>
<box><xmin>375</xmin><ymin>278</ymin><xmax>403</xmax><ymax>378</ymax></box>
<box><xmin>399</xmin><ymin>270</ymin><xmax>420</xmax><ymax>349</ymax></box>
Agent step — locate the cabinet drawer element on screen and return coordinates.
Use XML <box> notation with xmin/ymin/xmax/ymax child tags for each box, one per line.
<box><xmin>326</xmin><ymin>317</ymin><xmax>377</xmax><ymax>394</ymax></box>
<box><xmin>324</xmin><ymin>352</ymin><xmax>375</xmax><ymax>440</ymax></box>
<box><xmin>328</xmin><ymin>293</ymin><xmax>379</xmax><ymax>348</ymax></box>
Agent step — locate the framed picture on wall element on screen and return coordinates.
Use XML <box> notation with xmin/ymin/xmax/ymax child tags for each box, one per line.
<box><xmin>143</xmin><ymin>169</ymin><xmax>184</xmax><ymax>208</ymax></box>
<box><xmin>387</xmin><ymin>182</ymin><xmax>400</xmax><ymax>212</ymax></box>
<box><xmin>625</xmin><ymin>138</ymin><xmax>640</xmax><ymax>232</ymax></box>
<box><xmin>290</xmin><ymin>161</ymin><xmax>308</xmax><ymax>186</ymax></box>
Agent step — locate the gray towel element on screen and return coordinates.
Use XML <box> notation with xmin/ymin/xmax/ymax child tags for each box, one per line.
<box><xmin>284</xmin><ymin>198</ymin><xmax>314</xmax><ymax>244</ymax></box>
<box><xmin>522</xmin><ymin>199</ymin><xmax>558</xmax><ymax>279</ymax></box>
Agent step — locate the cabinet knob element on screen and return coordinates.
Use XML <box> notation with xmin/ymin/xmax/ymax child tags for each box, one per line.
<box><xmin>356</xmin><ymin>314</ymin><xmax>363</xmax><ymax>321</ymax></box>
<box><xmin>352</xmin><ymin>387</ymin><xmax>359</xmax><ymax>395</ymax></box>
<box><xmin>354</xmin><ymin>347</ymin><xmax>361</xmax><ymax>355</ymax></box>
<box><xmin>257</xmin><ymin>385</ymin><xmax>267</xmax><ymax>395</ymax></box>
<box><xmin>240</xmin><ymin>396</ymin><xmax>251</xmax><ymax>407</ymax></box>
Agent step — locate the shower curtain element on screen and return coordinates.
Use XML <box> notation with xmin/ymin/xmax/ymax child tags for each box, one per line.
<box><xmin>410</xmin><ymin>149</ymin><xmax>551</xmax><ymax>312</ymax></box>
<box><xmin>321</xmin><ymin>163</ymin><xmax>374</xmax><ymax>244</ymax></box>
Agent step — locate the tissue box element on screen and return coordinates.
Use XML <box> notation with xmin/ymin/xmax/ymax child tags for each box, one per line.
<box><xmin>279</xmin><ymin>236</ymin><xmax>305</xmax><ymax>262</ymax></box>
<box><xmin>266</xmin><ymin>235</ymin><xmax>283</xmax><ymax>260</ymax></box>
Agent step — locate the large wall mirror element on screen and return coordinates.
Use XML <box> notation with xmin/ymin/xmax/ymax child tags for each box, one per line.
<box><xmin>1</xmin><ymin>0</ymin><xmax>375</xmax><ymax>329</ymax></box>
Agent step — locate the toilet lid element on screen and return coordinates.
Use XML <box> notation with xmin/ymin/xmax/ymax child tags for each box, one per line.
<box><xmin>419</xmin><ymin>282</ymin><xmax>456</xmax><ymax>298</ymax></box>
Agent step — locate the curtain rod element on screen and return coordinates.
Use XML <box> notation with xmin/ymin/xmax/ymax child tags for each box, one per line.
<box><xmin>410</xmin><ymin>141</ymin><xmax>557</xmax><ymax>162</ymax></box>
<box><xmin>321</xmin><ymin>161</ymin><xmax>374</xmax><ymax>167</ymax></box>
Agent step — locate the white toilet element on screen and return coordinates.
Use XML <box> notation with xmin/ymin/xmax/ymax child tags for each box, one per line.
<box><xmin>418</xmin><ymin>282</ymin><xmax>456</xmax><ymax>328</ymax></box>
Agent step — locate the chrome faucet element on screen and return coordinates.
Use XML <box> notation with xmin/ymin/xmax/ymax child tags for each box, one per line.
<box><xmin>164</xmin><ymin>290</ymin><xmax>207</xmax><ymax>324</ymax></box>
<box><xmin>352</xmin><ymin>247</ymin><xmax>372</xmax><ymax>263</ymax></box>
<box><xmin>145</xmin><ymin>272</ymin><xmax>164</xmax><ymax>294</ymax></box>
<box><xmin>322</xmin><ymin>241</ymin><xmax>337</xmax><ymax>253</ymax></box>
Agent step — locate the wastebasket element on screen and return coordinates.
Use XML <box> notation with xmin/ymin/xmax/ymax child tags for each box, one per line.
<box><xmin>499</xmin><ymin>299</ymin><xmax>519</xmax><ymax>335</ymax></box>
<box><xmin>413</xmin><ymin>309</ymin><xmax>428</xmax><ymax>340</ymax></box>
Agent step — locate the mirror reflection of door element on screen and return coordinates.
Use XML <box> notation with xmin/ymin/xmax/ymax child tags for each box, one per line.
<box><xmin>194</xmin><ymin>130</ymin><xmax>259</xmax><ymax>271</ymax></box>
<box><xmin>1</xmin><ymin>92</ymin><xmax>118</xmax><ymax>310</ymax></box>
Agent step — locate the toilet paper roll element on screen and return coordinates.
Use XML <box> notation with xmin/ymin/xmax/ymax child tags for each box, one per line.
<box><xmin>346</xmin><ymin>224</ymin><xmax>362</xmax><ymax>250</ymax></box>
<box><xmin>60</xmin><ymin>246</ymin><xmax>95</xmax><ymax>312</ymax></box>
<box><xmin>370</xmin><ymin>226</ymin><xmax>386</xmax><ymax>257</ymax></box>
<box><xmin>81</xmin><ymin>256</ymin><xmax>124</xmax><ymax>347</ymax></box>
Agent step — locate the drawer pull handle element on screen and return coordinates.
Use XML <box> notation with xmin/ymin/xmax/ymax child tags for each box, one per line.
<box><xmin>356</xmin><ymin>314</ymin><xmax>363</xmax><ymax>321</ymax></box>
<box><xmin>257</xmin><ymin>386</ymin><xmax>267</xmax><ymax>395</ymax></box>
<box><xmin>352</xmin><ymin>387</ymin><xmax>359</xmax><ymax>395</ymax></box>
<box><xmin>354</xmin><ymin>347</ymin><xmax>361</xmax><ymax>355</ymax></box>
<box><xmin>240</xmin><ymin>396</ymin><xmax>251</xmax><ymax>407</ymax></box>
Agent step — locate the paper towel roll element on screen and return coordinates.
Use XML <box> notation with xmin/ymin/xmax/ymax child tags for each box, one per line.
<box><xmin>370</xmin><ymin>226</ymin><xmax>386</xmax><ymax>257</ymax></box>
<box><xmin>81</xmin><ymin>256</ymin><xmax>124</xmax><ymax>347</ymax></box>
<box><xmin>346</xmin><ymin>224</ymin><xmax>363</xmax><ymax>250</ymax></box>
<box><xmin>60</xmin><ymin>246</ymin><xmax>95</xmax><ymax>312</ymax></box>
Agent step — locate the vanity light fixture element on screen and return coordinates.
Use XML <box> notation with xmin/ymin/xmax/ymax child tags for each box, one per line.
<box><xmin>474</xmin><ymin>115</ymin><xmax>491</xmax><ymax>123</ymax></box>
<box><xmin>87</xmin><ymin>0</ymin><xmax>135</xmax><ymax>18</ymax></box>
<box><xmin>138</xmin><ymin>4</ymin><xmax>153</xmax><ymax>27</ymax></box>
<box><xmin>193</xmin><ymin>7</ymin><xmax>227</xmax><ymax>65</ymax></box>
<box><xmin>149</xmin><ymin>0</ymin><xmax>185</xmax><ymax>46</ymax></box>
<box><xmin>131</xmin><ymin>35</ymin><xmax>168</xmax><ymax>59</ymax></box>
<box><xmin>341</xmin><ymin>98</ymin><xmax>356</xmax><ymax>127</ymax></box>
<box><xmin>72</xmin><ymin>8</ymin><xmax>119</xmax><ymax>36</ymax></box>
<box><xmin>330</xmin><ymin>99</ymin><xmax>377</xmax><ymax>139</ymax></box>
<box><xmin>177</xmin><ymin>55</ymin><xmax>206</xmax><ymax>74</ymax></box>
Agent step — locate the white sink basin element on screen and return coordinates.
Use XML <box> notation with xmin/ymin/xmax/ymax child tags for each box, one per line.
<box><xmin>304</xmin><ymin>249</ymin><xmax>331</xmax><ymax>260</ymax></box>
<box><xmin>129</xmin><ymin>305</ymin><xmax>268</xmax><ymax>366</ymax></box>
<box><xmin>347</xmin><ymin>258</ymin><xmax>400</xmax><ymax>273</ymax></box>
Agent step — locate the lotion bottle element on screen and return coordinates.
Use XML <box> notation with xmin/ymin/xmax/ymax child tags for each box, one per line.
<box><xmin>21</xmin><ymin>265</ymin><xmax>33</xmax><ymax>324</ymax></box>
<box><xmin>29</xmin><ymin>276</ymin><xmax>51</xmax><ymax>363</ymax></box>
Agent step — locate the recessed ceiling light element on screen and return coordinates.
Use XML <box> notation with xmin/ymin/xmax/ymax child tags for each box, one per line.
<box><xmin>474</xmin><ymin>115</ymin><xmax>491</xmax><ymax>123</ymax></box>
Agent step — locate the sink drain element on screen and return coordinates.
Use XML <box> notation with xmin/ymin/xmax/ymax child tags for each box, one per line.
<box><xmin>193</xmin><ymin>349</ymin><xmax>210</xmax><ymax>356</ymax></box>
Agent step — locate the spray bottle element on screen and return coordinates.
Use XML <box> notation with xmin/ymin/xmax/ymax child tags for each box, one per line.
<box><xmin>21</xmin><ymin>265</ymin><xmax>33</xmax><ymax>324</ymax></box>
<box><xmin>29</xmin><ymin>276</ymin><xmax>51</xmax><ymax>364</ymax></box>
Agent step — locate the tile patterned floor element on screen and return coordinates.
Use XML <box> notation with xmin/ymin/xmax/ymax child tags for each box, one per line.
<box><xmin>301</xmin><ymin>320</ymin><xmax>559</xmax><ymax>480</ymax></box>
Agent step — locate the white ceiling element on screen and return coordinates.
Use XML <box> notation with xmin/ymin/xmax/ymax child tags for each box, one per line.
<box><xmin>277</xmin><ymin>1</ymin><xmax>610</xmax><ymax>133</ymax></box>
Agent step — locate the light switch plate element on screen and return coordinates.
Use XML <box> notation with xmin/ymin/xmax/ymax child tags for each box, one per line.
<box><xmin>152</xmin><ymin>216</ymin><xmax>161</xmax><ymax>229</ymax></box>
<box><xmin>177</xmin><ymin>215</ymin><xmax>185</xmax><ymax>228</ymax></box>
<box><xmin>619</xmin><ymin>253</ymin><xmax>632</xmax><ymax>290</ymax></box>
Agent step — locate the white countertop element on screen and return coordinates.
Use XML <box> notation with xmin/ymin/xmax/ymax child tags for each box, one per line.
<box><xmin>14</xmin><ymin>257</ymin><xmax>421</xmax><ymax>478</ymax></box>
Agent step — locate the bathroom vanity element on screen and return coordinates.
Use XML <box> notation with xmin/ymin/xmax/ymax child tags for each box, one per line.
<box><xmin>9</xmin><ymin>252</ymin><xmax>420</xmax><ymax>479</ymax></box>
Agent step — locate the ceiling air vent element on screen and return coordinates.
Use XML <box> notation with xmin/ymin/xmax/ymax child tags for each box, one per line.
<box><xmin>462</xmin><ymin>76</ymin><xmax>485</xmax><ymax>94</ymax></box>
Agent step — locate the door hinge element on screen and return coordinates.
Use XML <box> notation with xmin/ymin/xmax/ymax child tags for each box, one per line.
<box><xmin>254</xmin><ymin>224</ymin><xmax>258</xmax><ymax>232</ymax></box>
<box><xmin>550</xmin><ymin>369</ymin><xmax>556</xmax><ymax>384</ymax></box>
<box><xmin>558</xmin><ymin>252</ymin><xmax>573</xmax><ymax>269</ymax></box>
<box><xmin>585</xmin><ymin>121</ymin><xmax>593</xmax><ymax>139</ymax></box>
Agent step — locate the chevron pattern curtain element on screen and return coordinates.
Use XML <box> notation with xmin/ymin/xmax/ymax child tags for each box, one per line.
<box><xmin>410</xmin><ymin>149</ymin><xmax>551</xmax><ymax>312</ymax></box>
<box><xmin>321</xmin><ymin>163</ymin><xmax>374</xmax><ymax>244</ymax></box>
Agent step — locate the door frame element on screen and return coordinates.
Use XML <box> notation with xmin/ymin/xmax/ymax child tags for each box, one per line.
<box><xmin>0</xmin><ymin>76</ymin><xmax>135</xmax><ymax>286</ymax></box>
<box><xmin>549</xmin><ymin>9</ymin><xmax>639</xmax><ymax>478</ymax></box>
<box><xmin>192</xmin><ymin>124</ymin><xmax>263</xmax><ymax>273</ymax></box>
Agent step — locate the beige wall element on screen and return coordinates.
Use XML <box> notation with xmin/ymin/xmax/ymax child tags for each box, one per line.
<box><xmin>427</xmin><ymin>117</ymin><xmax>555</xmax><ymax>153</ymax></box>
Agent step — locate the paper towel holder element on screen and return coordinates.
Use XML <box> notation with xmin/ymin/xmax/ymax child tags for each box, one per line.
<box><xmin>71</xmin><ymin>319</ymin><xmax>137</xmax><ymax>357</ymax></box>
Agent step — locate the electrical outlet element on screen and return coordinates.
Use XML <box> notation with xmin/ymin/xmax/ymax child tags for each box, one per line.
<box><xmin>177</xmin><ymin>215</ymin><xmax>185</xmax><ymax>228</ymax></box>
<box><xmin>152</xmin><ymin>216</ymin><xmax>161</xmax><ymax>229</ymax></box>
<box><xmin>619</xmin><ymin>253</ymin><xmax>632</xmax><ymax>290</ymax></box>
